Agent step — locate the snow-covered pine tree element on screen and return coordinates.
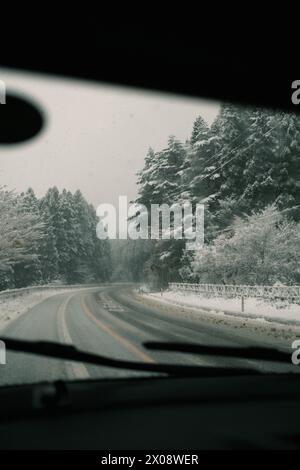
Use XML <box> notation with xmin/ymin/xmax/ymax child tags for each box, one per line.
<box><xmin>0</xmin><ymin>188</ymin><xmax>44</xmax><ymax>289</ymax></box>
<box><xmin>241</xmin><ymin>109</ymin><xmax>300</xmax><ymax>218</ymax></box>
<box><xmin>185</xmin><ymin>116</ymin><xmax>217</xmax><ymax>203</ymax></box>
<box><xmin>39</xmin><ymin>187</ymin><xmax>60</xmax><ymax>282</ymax></box>
<box><xmin>13</xmin><ymin>188</ymin><xmax>43</xmax><ymax>287</ymax></box>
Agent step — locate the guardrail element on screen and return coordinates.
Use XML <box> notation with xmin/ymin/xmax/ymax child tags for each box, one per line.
<box><xmin>0</xmin><ymin>283</ymin><xmax>99</xmax><ymax>301</ymax></box>
<box><xmin>169</xmin><ymin>282</ymin><xmax>300</xmax><ymax>309</ymax></box>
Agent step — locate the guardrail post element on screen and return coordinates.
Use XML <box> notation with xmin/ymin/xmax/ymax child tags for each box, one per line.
<box><xmin>241</xmin><ymin>296</ymin><xmax>245</xmax><ymax>313</ymax></box>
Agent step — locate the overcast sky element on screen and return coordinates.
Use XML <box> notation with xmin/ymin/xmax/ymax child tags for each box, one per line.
<box><xmin>0</xmin><ymin>68</ymin><xmax>219</xmax><ymax>208</ymax></box>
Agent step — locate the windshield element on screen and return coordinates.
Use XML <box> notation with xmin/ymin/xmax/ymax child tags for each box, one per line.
<box><xmin>0</xmin><ymin>69</ymin><xmax>299</xmax><ymax>385</ymax></box>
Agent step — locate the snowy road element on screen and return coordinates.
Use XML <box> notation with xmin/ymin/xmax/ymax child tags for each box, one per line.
<box><xmin>0</xmin><ymin>285</ymin><xmax>296</xmax><ymax>385</ymax></box>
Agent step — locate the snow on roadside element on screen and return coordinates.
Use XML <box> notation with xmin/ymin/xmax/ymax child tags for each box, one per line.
<box><xmin>144</xmin><ymin>290</ymin><xmax>300</xmax><ymax>326</ymax></box>
<box><xmin>0</xmin><ymin>287</ymin><xmax>88</xmax><ymax>331</ymax></box>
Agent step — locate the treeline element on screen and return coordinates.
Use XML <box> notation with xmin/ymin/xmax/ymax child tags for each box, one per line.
<box><xmin>0</xmin><ymin>187</ymin><xmax>111</xmax><ymax>290</ymax></box>
<box><xmin>111</xmin><ymin>104</ymin><xmax>300</xmax><ymax>287</ymax></box>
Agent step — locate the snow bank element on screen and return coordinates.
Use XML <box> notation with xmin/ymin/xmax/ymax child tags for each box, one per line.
<box><xmin>145</xmin><ymin>290</ymin><xmax>300</xmax><ymax>326</ymax></box>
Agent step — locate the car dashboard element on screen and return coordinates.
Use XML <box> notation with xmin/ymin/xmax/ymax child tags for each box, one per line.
<box><xmin>0</xmin><ymin>373</ymin><xmax>300</xmax><ymax>450</ymax></box>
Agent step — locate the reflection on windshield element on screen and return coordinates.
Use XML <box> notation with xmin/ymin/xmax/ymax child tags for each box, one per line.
<box><xmin>0</xmin><ymin>71</ymin><xmax>299</xmax><ymax>385</ymax></box>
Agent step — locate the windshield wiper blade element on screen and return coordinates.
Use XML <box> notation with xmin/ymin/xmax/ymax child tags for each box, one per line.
<box><xmin>1</xmin><ymin>337</ymin><xmax>262</xmax><ymax>377</ymax></box>
<box><xmin>144</xmin><ymin>342</ymin><xmax>291</xmax><ymax>363</ymax></box>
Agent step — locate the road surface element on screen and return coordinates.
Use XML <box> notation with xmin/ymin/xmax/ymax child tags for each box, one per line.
<box><xmin>0</xmin><ymin>285</ymin><xmax>295</xmax><ymax>385</ymax></box>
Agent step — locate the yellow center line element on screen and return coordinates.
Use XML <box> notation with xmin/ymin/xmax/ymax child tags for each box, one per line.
<box><xmin>81</xmin><ymin>295</ymin><xmax>155</xmax><ymax>364</ymax></box>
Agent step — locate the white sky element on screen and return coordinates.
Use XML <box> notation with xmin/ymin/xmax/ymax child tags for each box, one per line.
<box><xmin>0</xmin><ymin>68</ymin><xmax>219</xmax><ymax>207</ymax></box>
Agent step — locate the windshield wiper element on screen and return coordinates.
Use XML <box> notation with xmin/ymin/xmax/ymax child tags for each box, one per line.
<box><xmin>1</xmin><ymin>337</ymin><xmax>263</xmax><ymax>377</ymax></box>
<box><xmin>144</xmin><ymin>342</ymin><xmax>291</xmax><ymax>363</ymax></box>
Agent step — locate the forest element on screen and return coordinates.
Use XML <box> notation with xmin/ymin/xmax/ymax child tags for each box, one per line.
<box><xmin>1</xmin><ymin>102</ymin><xmax>299</xmax><ymax>291</ymax></box>
<box><xmin>110</xmin><ymin>103</ymin><xmax>300</xmax><ymax>288</ymax></box>
<box><xmin>0</xmin><ymin>187</ymin><xmax>111</xmax><ymax>290</ymax></box>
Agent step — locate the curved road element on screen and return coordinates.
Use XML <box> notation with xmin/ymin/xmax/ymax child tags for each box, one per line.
<box><xmin>0</xmin><ymin>285</ymin><xmax>294</xmax><ymax>385</ymax></box>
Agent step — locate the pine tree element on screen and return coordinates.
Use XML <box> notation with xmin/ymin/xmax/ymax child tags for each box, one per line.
<box><xmin>13</xmin><ymin>188</ymin><xmax>43</xmax><ymax>287</ymax></box>
<box><xmin>241</xmin><ymin>109</ymin><xmax>300</xmax><ymax>218</ymax></box>
<box><xmin>39</xmin><ymin>187</ymin><xmax>60</xmax><ymax>282</ymax></box>
<box><xmin>184</xmin><ymin>116</ymin><xmax>215</xmax><ymax>203</ymax></box>
<box><xmin>0</xmin><ymin>188</ymin><xmax>44</xmax><ymax>289</ymax></box>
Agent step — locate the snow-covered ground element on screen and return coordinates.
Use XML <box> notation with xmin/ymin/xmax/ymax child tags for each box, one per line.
<box><xmin>144</xmin><ymin>290</ymin><xmax>300</xmax><ymax>326</ymax></box>
<box><xmin>0</xmin><ymin>287</ymin><xmax>89</xmax><ymax>331</ymax></box>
